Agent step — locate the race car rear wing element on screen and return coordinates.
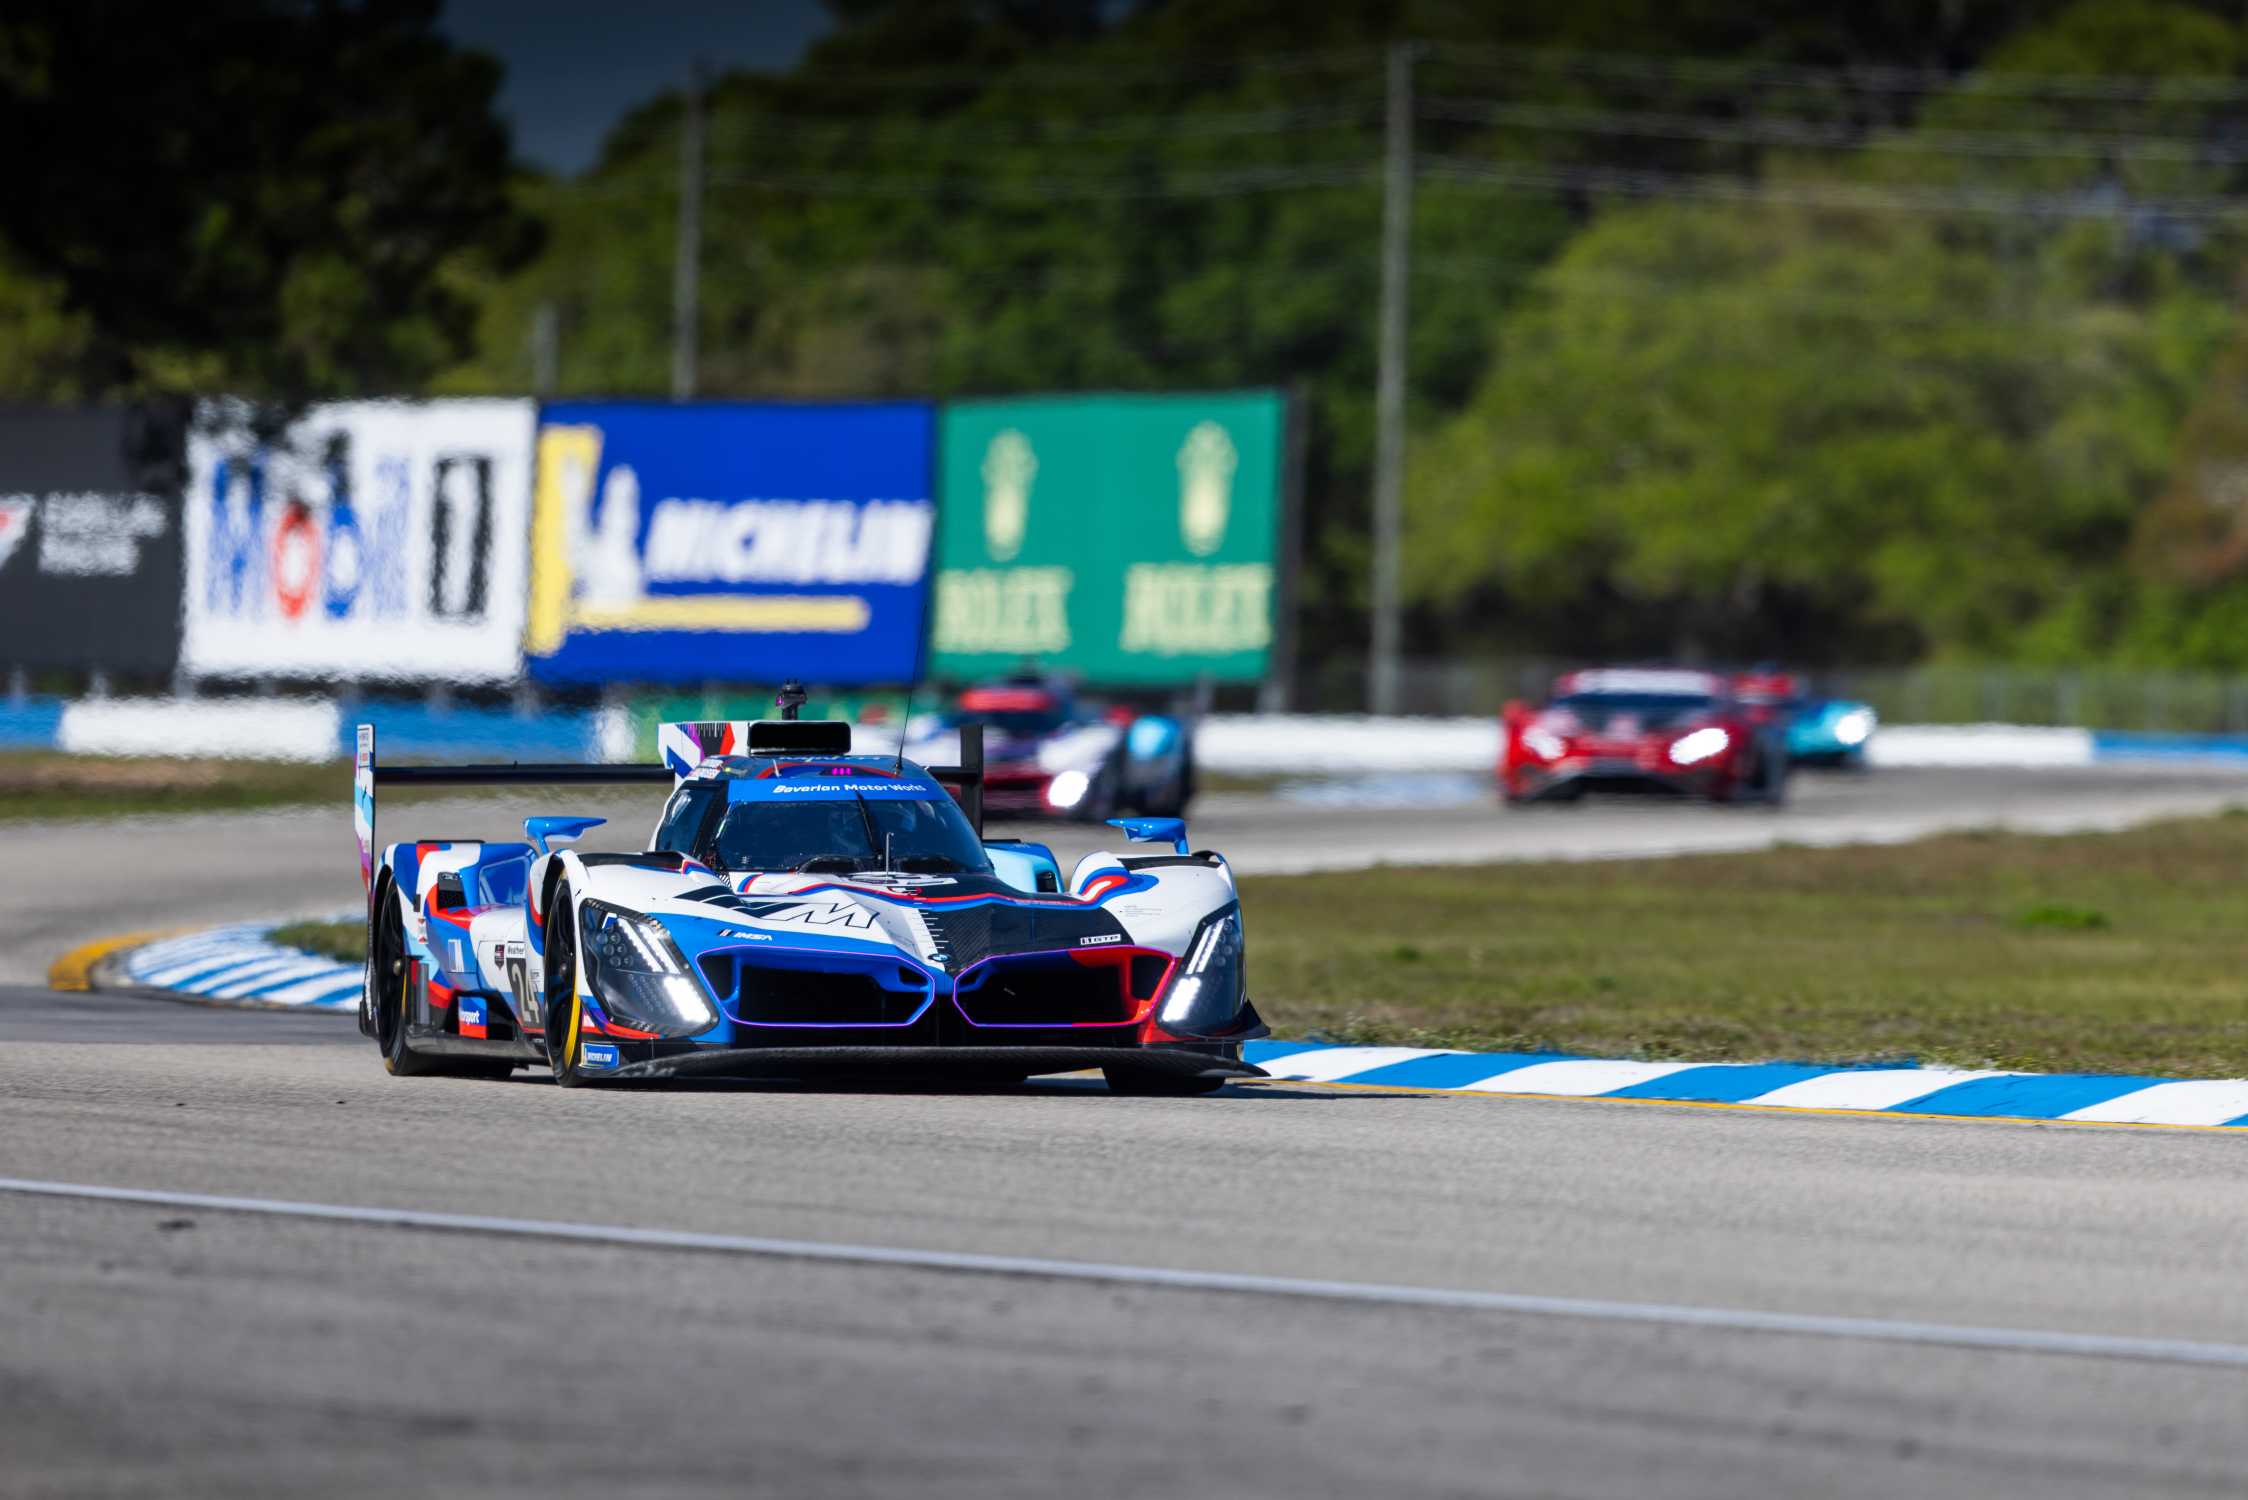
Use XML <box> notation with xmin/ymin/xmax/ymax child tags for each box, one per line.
<box><xmin>353</xmin><ymin>723</ymin><xmax>674</xmax><ymax>898</ymax></box>
<box><xmin>352</xmin><ymin>719</ymin><xmax>989</xmax><ymax>898</ymax></box>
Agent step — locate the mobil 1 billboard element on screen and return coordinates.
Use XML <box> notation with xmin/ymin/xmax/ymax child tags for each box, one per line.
<box><xmin>0</xmin><ymin>404</ymin><xmax>185</xmax><ymax>675</ymax></box>
<box><xmin>183</xmin><ymin>399</ymin><xmax>536</xmax><ymax>683</ymax></box>
<box><xmin>931</xmin><ymin>391</ymin><xmax>1286</xmax><ymax>685</ymax></box>
<box><xmin>526</xmin><ymin>401</ymin><xmax>934</xmax><ymax>686</ymax></box>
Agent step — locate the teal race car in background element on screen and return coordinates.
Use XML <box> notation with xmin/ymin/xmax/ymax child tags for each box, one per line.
<box><xmin>1786</xmin><ymin>696</ymin><xmax>1879</xmax><ymax>767</ymax></box>
<box><xmin>1734</xmin><ymin>671</ymin><xmax>1878</xmax><ymax>769</ymax></box>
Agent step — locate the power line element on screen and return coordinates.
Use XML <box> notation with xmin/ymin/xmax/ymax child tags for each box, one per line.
<box><xmin>1423</xmin><ymin>41</ymin><xmax>2248</xmax><ymax>103</ymax></box>
<box><xmin>704</xmin><ymin>102</ymin><xmax>1378</xmax><ymax>149</ymax></box>
<box><xmin>697</xmin><ymin>162</ymin><xmax>1380</xmax><ymax>201</ymax></box>
<box><xmin>1421</xmin><ymin>97</ymin><xmax>2248</xmax><ymax>165</ymax></box>
<box><xmin>740</xmin><ymin>45</ymin><xmax>1385</xmax><ymax>91</ymax></box>
<box><xmin>1413</xmin><ymin>254</ymin><xmax>2240</xmax><ymax>331</ymax></box>
<box><xmin>1419</xmin><ymin>155</ymin><xmax>2248</xmax><ymax>221</ymax></box>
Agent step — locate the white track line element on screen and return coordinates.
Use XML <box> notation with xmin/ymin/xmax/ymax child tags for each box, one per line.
<box><xmin>5</xmin><ymin>1176</ymin><xmax>2246</xmax><ymax>1372</ymax></box>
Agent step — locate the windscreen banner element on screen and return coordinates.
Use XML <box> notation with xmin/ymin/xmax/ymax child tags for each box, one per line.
<box><xmin>181</xmin><ymin>399</ymin><xmax>536</xmax><ymax>683</ymax></box>
<box><xmin>0</xmin><ymin>403</ymin><xmax>186</xmax><ymax>675</ymax></box>
<box><xmin>525</xmin><ymin>401</ymin><xmax>935</xmax><ymax>686</ymax></box>
<box><xmin>931</xmin><ymin>390</ymin><xmax>1286</xmax><ymax>685</ymax></box>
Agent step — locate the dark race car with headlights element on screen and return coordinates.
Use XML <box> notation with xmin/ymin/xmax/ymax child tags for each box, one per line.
<box><xmin>900</xmin><ymin>677</ymin><xmax>1193</xmax><ymax>822</ymax></box>
<box><xmin>350</xmin><ymin>713</ymin><xmax>1264</xmax><ymax>1094</ymax></box>
<box><xmin>1497</xmin><ymin>668</ymin><xmax>1788</xmax><ymax>806</ymax></box>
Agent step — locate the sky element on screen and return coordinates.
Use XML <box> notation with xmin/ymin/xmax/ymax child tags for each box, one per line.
<box><xmin>440</xmin><ymin>0</ymin><xmax>834</xmax><ymax>174</ymax></box>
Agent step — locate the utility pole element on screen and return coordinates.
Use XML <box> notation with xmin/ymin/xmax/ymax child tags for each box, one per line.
<box><xmin>671</xmin><ymin>63</ymin><xmax>706</xmax><ymax>401</ymax></box>
<box><xmin>1368</xmin><ymin>41</ymin><xmax>1415</xmax><ymax>715</ymax></box>
<box><xmin>530</xmin><ymin>300</ymin><xmax>559</xmax><ymax>396</ymax></box>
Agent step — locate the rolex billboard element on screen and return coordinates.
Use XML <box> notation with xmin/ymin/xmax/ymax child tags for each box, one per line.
<box><xmin>931</xmin><ymin>391</ymin><xmax>1287</xmax><ymax>684</ymax></box>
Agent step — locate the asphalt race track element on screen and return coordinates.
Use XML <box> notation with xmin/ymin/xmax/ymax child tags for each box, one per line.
<box><xmin>9</xmin><ymin>765</ymin><xmax>2248</xmax><ymax>1496</ymax></box>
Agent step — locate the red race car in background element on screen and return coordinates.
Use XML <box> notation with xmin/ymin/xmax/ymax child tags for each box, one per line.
<box><xmin>1499</xmin><ymin>668</ymin><xmax>1789</xmax><ymax>806</ymax></box>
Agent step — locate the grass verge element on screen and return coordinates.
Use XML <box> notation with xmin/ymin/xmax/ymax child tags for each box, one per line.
<box><xmin>261</xmin><ymin>814</ymin><xmax>2248</xmax><ymax>1078</ymax></box>
<box><xmin>269</xmin><ymin>919</ymin><xmax>365</xmax><ymax>964</ymax></box>
<box><xmin>0</xmin><ymin>753</ymin><xmax>346</xmax><ymax>821</ymax></box>
<box><xmin>1240</xmin><ymin>813</ymin><xmax>2248</xmax><ymax>1077</ymax></box>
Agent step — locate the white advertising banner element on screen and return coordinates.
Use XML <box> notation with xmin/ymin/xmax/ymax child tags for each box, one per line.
<box><xmin>183</xmin><ymin>399</ymin><xmax>535</xmax><ymax>682</ymax></box>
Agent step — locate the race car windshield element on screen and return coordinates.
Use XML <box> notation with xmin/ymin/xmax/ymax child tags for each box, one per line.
<box><xmin>1552</xmin><ymin>692</ymin><xmax>1717</xmax><ymax>731</ymax></box>
<box><xmin>959</xmin><ymin>709</ymin><xmax>1069</xmax><ymax>738</ymax></box>
<box><xmin>707</xmin><ymin>796</ymin><xmax>995</xmax><ymax>877</ymax></box>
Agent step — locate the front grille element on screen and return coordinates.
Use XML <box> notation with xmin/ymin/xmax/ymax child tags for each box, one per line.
<box><xmin>955</xmin><ymin>955</ymin><xmax>1134</xmax><ymax>1027</ymax></box>
<box><xmin>921</xmin><ymin>902</ymin><xmax>1125</xmax><ymax>974</ymax></box>
<box><xmin>704</xmin><ymin>952</ymin><xmax>925</xmax><ymax>1026</ymax></box>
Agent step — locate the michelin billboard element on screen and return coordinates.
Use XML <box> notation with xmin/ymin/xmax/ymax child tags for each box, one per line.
<box><xmin>182</xmin><ymin>399</ymin><xmax>535</xmax><ymax>682</ymax></box>
<box><xmin>931</xmin><ymin>391</ymin><xmax>1287</xmax><ymax>684</ymax></box>
<box><xmin>526</xmin><ymin>402</ymin><xmax>934</xmax><ymax>685</ymax></box>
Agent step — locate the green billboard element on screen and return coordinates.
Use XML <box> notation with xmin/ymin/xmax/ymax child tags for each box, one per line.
<box><xmin>931</xmin><ymin>390</ymin><xmax>1288</xmax><ymax>684</ymax></box>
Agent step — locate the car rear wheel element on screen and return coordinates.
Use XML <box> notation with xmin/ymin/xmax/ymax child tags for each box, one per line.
<box><xmin>1102</xmin><ymin>1066</ymin><xmax>1227</xmax><ymax>1096</ymax></box>
<box><xmin>374</xmin><ymin>897</ymin><xmax>508</xmax><ymax>1078</ymax></box>
<box><xmin>374</xmin><ymin>896</ymin><xmax>439</xmax><ymax>1077</ymax></box>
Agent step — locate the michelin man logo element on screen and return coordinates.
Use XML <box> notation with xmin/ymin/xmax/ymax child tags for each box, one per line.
<box><xmin>1177</xmin><ymin>421</ymin><xmax>1237</xmax><ymax>558</ymax></box>
<box><xmin>573</xmin><ymin>458</ymin><xmax>645</xmax><ymax>611</ymax></box>
<box><xmin>982</xmin><ymin>429</ymin><xmax>1036</xmax><ymax>563</ymax></box>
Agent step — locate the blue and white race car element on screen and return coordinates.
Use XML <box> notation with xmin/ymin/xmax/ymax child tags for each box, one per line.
<box><xmin>352</xmin><ymin>708</ymin><xmax>1265</xmax><ymax>1093</ymax></box>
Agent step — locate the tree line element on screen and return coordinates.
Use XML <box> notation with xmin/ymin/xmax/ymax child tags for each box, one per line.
<box><xmin>7</xmin><ymin>0</ymin><xmax>2248</xmax><ymax>671</ymax></box>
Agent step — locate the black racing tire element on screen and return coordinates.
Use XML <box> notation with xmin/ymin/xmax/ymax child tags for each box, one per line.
<box><xmin>374</xmin><ymin>894</ymin><xmax>444</xmax><ymax>1078</ymax></box>
<box><xmin>1102</xmin><ymin>1067</ymin><xmax>1228</xmax><ymax>1096</ymax></box>
<box><xmin>541</xmin><ymin>889</ymin><xmax>601</xmax><ymax>1089</ymax></box>
<box><xmin>374</xmin><ymin>891</ymin><xmax>515</xmax><ymax>1080</ymax></box>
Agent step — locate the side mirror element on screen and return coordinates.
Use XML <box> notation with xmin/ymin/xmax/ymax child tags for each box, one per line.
<box><xmin>525</xmin><ymin>815</ymin><xmax>605</xmax><ymax>855</ymax></box>
<box><xmin>1107</xmin><ymin>816</ymin><xmax>1189</xmax><ymax>854</ymax></box>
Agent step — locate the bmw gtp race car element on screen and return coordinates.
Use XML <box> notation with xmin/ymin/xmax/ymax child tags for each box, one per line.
<box><xmin>900</xmin><ymin>675</ymin><xmax>1194</xmax><ymax>822</ymax></box>
<box><xmin>352</xmin><ymin>706</ymin><xmax>1266</xmax><ymax>1093</ymax></box>
<box><xmin>1499</xmin><ymin>668</ymin><xmax>1789</xmax><ymax>805</ymax></box>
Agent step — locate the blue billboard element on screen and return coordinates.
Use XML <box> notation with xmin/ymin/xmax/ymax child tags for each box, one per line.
<box><xmin>526</xmin><ymin>401</ymin><xmax>935</xmax><ymax>685</ymax></box>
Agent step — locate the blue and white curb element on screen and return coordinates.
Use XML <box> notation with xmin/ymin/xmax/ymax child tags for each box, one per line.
<box><xmin>85</xmin><ymin>928</ymin><xmax>2248</xmax><ymax>1128</ymax></box>
<box><xmin>1243</xmin><ymin>1042</ymin><xmax>2248</xmax><ymax>1128</ymax></box>
<box><xmin>114</xmin><ymin>922</ymin><xmax>362</xmax><ymax>1012</ymax></box>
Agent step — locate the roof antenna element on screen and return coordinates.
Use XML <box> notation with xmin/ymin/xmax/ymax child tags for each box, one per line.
<box><xmin>775</xmin><ymin>679</ymin><xmax>806</xmax><ymax>722</ymax></box>
<box><xmin>896</xmin><ymin>665</ymin><xmax>927</xmax><ymax>773</ymax></box>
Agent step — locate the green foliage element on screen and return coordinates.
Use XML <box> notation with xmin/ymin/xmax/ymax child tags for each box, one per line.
<box><xmin>2011</xmin><ymin>902</ymin><xmax>2111</xmax><ymax>930</ymax></box>
<box><xmin>270</xmin><ymin>919</ymin><xmax>364</xmax><ymax>964</ymax></box>
<box><xmin>1411</xmin><ymin>0</ymin><xmax>2248</xmax><ymax>665</ymax></box>
<box><xmin>0</xmin><ymin>0</ymin><xmax>538</xmax><ymax>398</ymax></box>
<box><xmin>444</xmin><ymin>1</ymin><xmax>2080</xmax><ymax>659</ymax></box>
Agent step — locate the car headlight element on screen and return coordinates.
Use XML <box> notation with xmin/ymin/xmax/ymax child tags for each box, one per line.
<box><xmin>1832</xmin><ymin>709</ymin><xmax>1874</xmax><ymax>747</ymax></box>
<box><xmin>578</xmin><ymin>899</ymin><xmax>716</xmax><ymax>1038</ymax></box>
<box><xmin>1669</xmin><ymin>726</ymin><xmax>1731</xmax><ymax>766</ymax></box>
<box><xmin>1047</xmin><ymin>769</ymin><xmax>1090</xmax><ymax>809</ymax></box>
<box><xmin>1158</xmin><ymin>905</ymin><xmax>1246</xmax><ymax>1034</ymax></box>
<box><xmin>1521</xmin><ymin>726</ymin><xmax>1566</xmax><ymax>761</ymax></box>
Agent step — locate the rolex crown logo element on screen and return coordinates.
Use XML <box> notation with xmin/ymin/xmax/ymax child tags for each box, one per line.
<box><xmin>982</xmin><ymin>429</ymin><xmax>1036</xmax><ymax>563</ymax></box>
<box><xmin>1177</xmin><ymin>421</ymin><xmax>1237</xmax><ymax>558</ymax></box>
